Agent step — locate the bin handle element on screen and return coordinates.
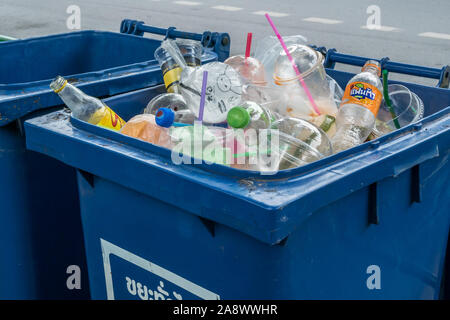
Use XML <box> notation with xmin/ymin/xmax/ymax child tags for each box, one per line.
<box><xmin>120</xmin><ymin>19</ymin><xmax>230</xmax><ymax>62</ymax></box>
<box><xmin>322</xmin><ymin>48</ymin><xmax>450</xmax><ymax>88</ymax></box>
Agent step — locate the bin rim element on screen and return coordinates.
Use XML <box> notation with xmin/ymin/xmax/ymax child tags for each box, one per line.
<box><xmin>0</xmin><ymin>30</ymin><xmax>218</xmax><ymax>126</ymax></box>
<box><xmin>70</xmin><ymin>87</ymin><xmax>450</xmax><ymax>182</ymax></box>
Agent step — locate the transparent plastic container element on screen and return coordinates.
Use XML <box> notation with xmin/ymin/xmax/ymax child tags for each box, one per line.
<box><xmin>224</xmin><ymin>55</ymin><xmax>267</xmax><ymax>85</ymax></box>
<box><xmin>227</xmin><ymin>101</ymin><xmax>279</xmax><ymax>130</ymax></box>
<box><xmin>180</xmin><ymin>62</ymin><xmax>243</xmax><ymax>123</ymax></box>
<box><xmin>258</xmin><ymin>117</ymin><xmax>333</xmax><ymax>172</ymax></box>
<box><xmin>331</xmin><ymin>60</ymin><xmax>383</xmax><ymax>152</ymax></box>
<box><xmin>272</xmin><ymin>44</ymin><xmax>338</xmax><ymax>119</ymax></box>
<box><xmin>144</xmin><ymin>93</ymin><xmax>189</xmax><ymax>114</ymax></box>
<box><xmin>175</xmin><ymin>39</ymin><xmax>203</xmax><ymax>67</ymax></box>
<box><xmin>254</xmin><ymin>35</ymin><xmax>307</xmax><ymax>86</ymax></box>
<box><xmin>373</xmin><ymin>84</ymin><xmax>425</xmax><ymax>138</ymax></box>
<box><xmin>169</xmin><ymin>124</ymin><xmax>234</xmax><ymax>165</ymax></box>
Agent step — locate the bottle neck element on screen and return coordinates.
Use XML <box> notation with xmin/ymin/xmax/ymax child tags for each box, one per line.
<box><xmin>363</xmin><ymin>66</ymin><xmax>380</xmax><ymax>76</ymax></box>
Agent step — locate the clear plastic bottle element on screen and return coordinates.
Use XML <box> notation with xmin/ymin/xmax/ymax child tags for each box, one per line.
<box><xmin>331</xmin><ymin>60</ymin><xmax>383</xmax><ymax>152</ymax></box>
<box><xmin>227</xmin><ymin>101</ymin><xmax>279</xmax><ymax>130</ymax></box>
<box><xmin>50</xmin><ymin>75</ymin><xmax>126</xmax><ymax>131</ymax></box>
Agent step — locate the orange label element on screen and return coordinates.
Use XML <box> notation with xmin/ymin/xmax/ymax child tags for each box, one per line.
<box><xmin>341</xmin><ymin>82</ymin><xmax>382</xmax><ymax>116</ymax></box>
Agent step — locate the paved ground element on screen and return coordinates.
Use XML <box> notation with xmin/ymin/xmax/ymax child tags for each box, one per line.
<box><xmin>1</xmin><ymin>0</ymin><xmax>449</xmax><ymax>85</ymax></box>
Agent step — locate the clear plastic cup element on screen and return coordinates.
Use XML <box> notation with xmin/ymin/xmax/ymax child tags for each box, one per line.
<box><xmin>257</xmin><ymin>117</ymin><xmax>333</xmax><ymax>172</ymax></box>
<box><xmin>224</xmin><ymin>55</ymin><xmax>267</xmax><ymax>85</ymax></box>
<box><xmin>373</xmin><ymin>84</ymin><xmax>425</xmax><ymax>137</ymax></box>
<box><xmin>144</xmin><ymin>93</ymin><xmax>189</xmax><ymax>114</ymax></box>
<box><xmin>253</xmin><ymin>35</ymin><xmax>307</xmax><ymax>86</ymax></box>
<box><xmin>175</xmin><ymin>39</ymin><xmax>203</xmax><ymax>67</ymax></box>
<box><xmin>169</xmin><ymin>125</ymin><xmax>234</xmax><ymax>165</ymax></box>
<box><xmin>180</xmin><ymin>62</ymin><xmax>243</xmax><ymax>123</ymax></box>
<box><xmin>273</xmin><ymin>44</ymin><xmax>338</xmax><ymax>119</ymax></box>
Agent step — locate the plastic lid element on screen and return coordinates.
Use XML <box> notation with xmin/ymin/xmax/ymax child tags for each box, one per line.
<box><xmin>227</xmin><ymin>106</ymin><xmax>250</xmax><ymax>128</ymax></box>
<box><xmin>273</xmin><ymin>44</ymin><xmax>319</xmax><ymax>81</ymax></box>
<box><xmin>155</xmin><ymin>107</ymin><xmax>175</xmax><ymax>128</ymax></box>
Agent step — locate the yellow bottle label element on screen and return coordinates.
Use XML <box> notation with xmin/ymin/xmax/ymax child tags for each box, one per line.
<box><xmin>90</xmin><ymin>105</ymin><xmax>126</xmax><ymax>131</ymax></box>
<box><xmin>163</xmin><ymin>67</ymin><xmax>182</xmax><ymax>92</ymax></box>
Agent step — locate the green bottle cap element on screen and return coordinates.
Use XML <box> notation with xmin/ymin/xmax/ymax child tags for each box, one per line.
<box><xmin>227</xmin><ymin>106</ymin><xmax>250</xmax><ymax>129</ymax></box>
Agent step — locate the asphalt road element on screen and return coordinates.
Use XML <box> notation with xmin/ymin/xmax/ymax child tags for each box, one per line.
<box><xmin>1</xmin><ymin>0</ymin><xmax>449</xmax><ymax>85</ymax></box>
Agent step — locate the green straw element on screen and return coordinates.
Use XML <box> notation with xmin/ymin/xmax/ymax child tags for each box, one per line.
<box><xmin>382</xmin><ymin>69</ymin><xmax>401</xmax><ymax>129</ymax></box>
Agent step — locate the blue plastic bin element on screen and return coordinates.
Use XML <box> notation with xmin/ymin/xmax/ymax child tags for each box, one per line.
<box><xmin>0</xmin><ymin>21</ymin><xmax>222</xmax><ymax>299</ymax></box>
<box><xmin>25</xmin><ymin>59</ymin><xmax>450</xmax><ymax>299</ymax></box>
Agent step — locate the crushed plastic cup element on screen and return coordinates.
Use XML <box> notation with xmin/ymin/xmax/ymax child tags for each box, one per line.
<box><xmin>273</xmin><ymin>44</ymin><xmax>338</xmax><ymax>119</ymax></box>
<box><xmin>373</xmin><ymin>84</ymin><xmax>425</xmax><ymax>137</ymax></box>
<box><xmin>259</xmin><ymin>117</ymin><xmax>332</xmax><ymax>172</ymax></box>
<box><xmin>253</xmin><ymin>35</ymin><xmax>307</xmax><ymax>86</ymax></box>
<box><xmin>179</xmin><ymin>62</ymin><xmax>242</xmax><ymax>124</ymax></box>
<box><xmin>144</xmin><ymin>93</ymin><xmax>189</xmax><ymax>114</ymax></box>
<box><xmin>224</xmin><ymin>55</ymin><xmax>267</xmax><ymax>85</ymax></box>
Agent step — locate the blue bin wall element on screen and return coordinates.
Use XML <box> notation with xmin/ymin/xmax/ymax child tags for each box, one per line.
<box><xmin>0</xmin><ymin>120</ymin><xmax>89</xmax><ymax>299</ymax></box>
<box><xmin>76</xmin><ymin>165</ymin><xmax>448</xmax><ymax>299</ymax></box>
<box><xmin>24</xmin><ymin>68</ymin><xmax>450</xmax><ymax>299</ymax></box>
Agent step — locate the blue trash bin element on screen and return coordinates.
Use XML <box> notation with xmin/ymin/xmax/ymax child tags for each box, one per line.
<box><xmin>24</xmin><ymin>55</ymin><xmax>450</xmax><ymax>299</ymax></box>
<box><xmin>0</xmin><ymin>20</ymin><xmax>223</xmax><ymax>299</ymax></box>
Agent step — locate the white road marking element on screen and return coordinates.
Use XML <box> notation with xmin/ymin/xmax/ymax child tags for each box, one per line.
<box><xmin>253</xmin><ymin>11</ymin><xmax>289</xmax><ymax>18</ymax></box>
<box><xmin>211</xmin><ymin>5</ymin><xmax>243</xmax><ymax>12</ymax></box>
<box><xmin>418</xmin><ymin>32</ymin><xmax>450</xmax><ymax>40</ymax></box>
<box><xmin>303</xmin><ymin>17</ymin><xmax>342</xmax><ymax>24</ymax></box>
<box><xmin>361</xmin><ymin>25</ymin><xmax>400</xmax><ymax>32</ymax></box>
<box><xmin>174</xmin><ymin>1</ymin><xmax>201</xmax><ymax>6</ymax></box>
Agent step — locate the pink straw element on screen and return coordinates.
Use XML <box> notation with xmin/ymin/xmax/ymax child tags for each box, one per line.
<box><xmin>245</xmin><ymin>32</ymin><xmax>252</xmax><ymax>60</ymax></box>
<box><xmin>264</xmin><ymin>13</ymin><xmax>321</xmax><ymax>115</ymax></box>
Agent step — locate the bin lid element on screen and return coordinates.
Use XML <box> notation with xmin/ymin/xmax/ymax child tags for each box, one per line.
<box><xmin>0</xmin><ymin>30</ymin><xmax>217</xmax><ymax>126</ymax></box>
<box><xmin>24</xmin><ymin>78</ymin><xmax>450</xmax><ymax>246</ymax></box>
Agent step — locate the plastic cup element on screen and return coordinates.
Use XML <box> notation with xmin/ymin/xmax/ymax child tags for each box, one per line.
<box><xmin>175</xmin><ymin>39</ymin><xmax>203</xmax><ymax>67</ymax></box>
<box><xmin>180</xmin><ymin>62</ymin><xmax>242</xmax><ymax>124</ymax></box>
<box><xmin>273</xmin><ymin>45</ymin><xmax>338</xmax><ymax>118</ymax></box>
<box><xmin>258</xmin><ymin>117</ymin><xmax>333</xmax><ymax>172</ymax></box>
<box><xmin>253</xmin><ymin>35</ymin><xmax>307</xmax><ymax>86</ymax></box>
<box><xmin>373</xmin><ymin>84</ymin><xmax>425</xmax><ymax>137</ymax></box>
<box><xmin>144</xmin><ymin>93</ymin><xmax>188</xmax><ymax>114</ymax></box>
<box><xmin>224</xmin><ymin>55</ymin><xmax>267</xmax><ymax>86</ymax></box>
<box><xmin>169</xmin><ymin>125</ymin><xmax>233</xmax><ymax>165</ymax></box>
<box><xmin>154</xmin><ymin>46</ymin><xmax>182</xmax><ymax>93</ymax></box>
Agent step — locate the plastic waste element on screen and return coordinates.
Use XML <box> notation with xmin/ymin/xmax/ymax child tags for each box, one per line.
<box><xmin>144</xmin><ymin>93</ymin><xmax>189</xmax><ymax>115</ymax></box>
<box><xmin>331</xmin><ymin>60</ymin><xmax>383</xmax><ymax>152</ymax></box>
<box><xmin>224</xmin><ymin>55</ymin><xmax>267</xmax><ymax>85</ymax></box>
<box><xmin>50</xmin><ymin>75</ymin><xmax>125</xmax><ymax>131</ymax></box>
<box><xmin>155</xmin><ymin>107</ymin><xmax>196</xmax><ymax>127</ymax></box>
<box><xmin>273</xmin><ymin>44</ymin><xmax>338</xmax><ymax>119</ymax></box>
<box><xmin>227</xmin><ymin>101</ymin><xmax>279</xmax><ymax>130</ymax></box>
<box><xmin>120</xmin><ymin>114</ymin><xmax>172</xmax><ymax>147</ymax></box>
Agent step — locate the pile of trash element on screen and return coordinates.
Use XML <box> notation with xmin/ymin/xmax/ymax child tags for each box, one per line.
<box><xmin>49</xmin><ymin>14</ymin><xmax>424</xmax><ymax>173</ymax></box>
